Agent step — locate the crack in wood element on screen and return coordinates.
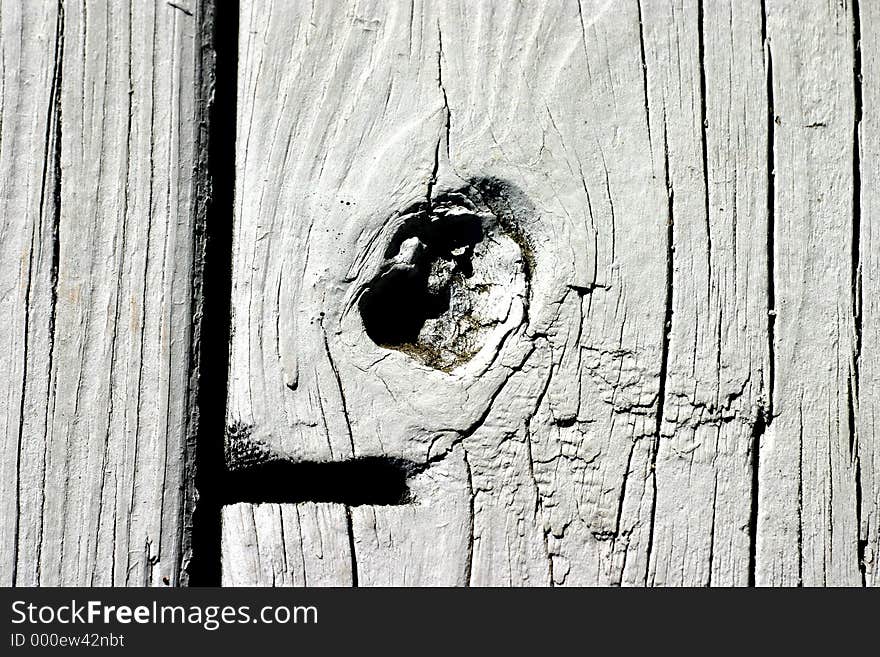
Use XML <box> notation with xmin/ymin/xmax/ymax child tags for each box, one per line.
<box><xmin>851</xmin><ymin>0</ymin><xmax>866</xmax><ymax>587</ymax></box>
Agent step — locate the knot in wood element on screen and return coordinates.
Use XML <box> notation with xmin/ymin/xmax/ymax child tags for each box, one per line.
<box><xmin>359</xmin><ymin>189</ymin><xmax>528</xmax><ymax>371</ymax></box>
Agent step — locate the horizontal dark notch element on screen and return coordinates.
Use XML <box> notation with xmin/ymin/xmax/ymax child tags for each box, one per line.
<box><xmin>219</xmin><ymin>457</ymin><xmax>423</xmax><ymax>506</ymax></box>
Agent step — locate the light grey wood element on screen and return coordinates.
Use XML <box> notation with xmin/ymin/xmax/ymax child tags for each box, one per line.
<box><xmin>3</xmin><ymin>0</ymin><xmax>875</xmax><ymax>588</ymax></box>
<box><xmin>223</xmin><ymin>0</ymin><xmax>877</xmax><ymax>587</ymax></box>
<box><xmin>0</xmin><ymin>0</ymin><xmax>200</xmax><ymax>585</ymax></box>
<box><xmin>640</xmin><ymin>0</ymin><xmax>768</xmax><ymax>587</ymax></box>
<box><xmin>221</xmin><ymin>448</ymin><xmax>470</xmax><ymax>586</ymax></box>
<box><xmin>0</xmin><ymin>0</ymin><xmax>60</xmax><ymax>587</ymax></box>
<box><xmin>222</xmin><ymin>502</ymin><xmax>353</xmax><ymax>587</ymax></box>
<box><xmin>350</xmin><ymin>446</ymin><xmax>472</xmax><ymax>586</ymax></box>
<box><xmin>757</xmin><ymin>0</ymin><xmax>862</xmax><ymax>586</ymax></box>
<box><xmin>860</xmin><ymin>0</ymin><xmax>879</xmax><ymax>588</ymax></box>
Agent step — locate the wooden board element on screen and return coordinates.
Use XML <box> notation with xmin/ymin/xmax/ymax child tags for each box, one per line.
<box><xmin>859</xmin><ymin>0</ymin><xmax>880</xmax><ymax>588</ymax></box>
<box><xmin>222</xmin><ymin>0</ymin><xmax>877</xmax><ymax>587</ymax></box>
<box><xmin>756</xmin><ymin>0</ymin><xmax>863</xmax><ymax>586</ymax></box>
<box><xmin>0</xmin><ymin>0</ymin><xmax>201</xmax><ymax>586</ymax></box>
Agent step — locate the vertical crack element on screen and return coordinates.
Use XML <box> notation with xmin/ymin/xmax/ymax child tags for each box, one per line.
<box><xmin>847</xmin><ymin>378</ymin><xmax>865</xmax><ymax>585</ymax></box>
<box><xmin>429</xmin><ymin>21</ymin><xmax>450</xmax><ymax>206</ymax></box>
<box><xmin>852</xmin><ymin>0</ymin><xmax>863</xmax><ymax>384</ymax></box>
<box><xmin>749</xmin><ymin>0</ymin><xmax>776</xmax><ymax>588</ymax></box>
<box><xmin>851</xmin><ymin>0</ymin><xmax>866</xmax><ymax>587</ymax></box>
<box><xmin>321</xmin><ymin>326</ymin><xmax>356</xmax><ymax>457</ymax></box>
<box><xmin>187</xmin><ymin>0</ymin><xmax>238</xmax><ymax>586</ymax></box>
<box><xmin>438</xmin><ymin>26</ymin><xmax>450</xmax><ymax>160</ymax></box>
<box><xmin>463</xmin><ymin>448</ymin><xmax>475</xmax><ymax>587</ymax></box>
<box><xmin>854</xmin><ymin>452</ymin><xmax>865</xmax><ymax>584</ymax></box>
<box><xmin>345</xmin><ymin>505</ymin><xmax>359</xmax><ymax>587</ymax></box>
<box><xmin>762</xmin><ymin>1</ymin><xmax>776</xmax><ymax>419</ymax></box>
<box><xmin>707</xmin><ymin>474</ymin><xmax>718</xmax><ymax>586</ymax></box>
<box><xmin>645</xmin><ymin>115</ymin><xmax>674</xmax><ymax>585</ymax></box>
<box><xmin>46</xmin><ymin>0</ymin><xmax>64</xmax><ymax>434</ymax></box>
<box><xmin>635</xmin><ymin>0</ymin><xmax>652</xmax><ymax>152</ymax></box>
<box><xmin>797</xmin><ymin>402</ymin><xmax>804</xmax><ymax>585</ymax></box>
<box><xmin>697</xmin><ymin>0</ymin><xmax>712</xmax><ymax>293</ymax></box>
<box><xmin>748</xmin><ymin>405</ymin><xmax>768</xmax><ymax>585</ymax></box>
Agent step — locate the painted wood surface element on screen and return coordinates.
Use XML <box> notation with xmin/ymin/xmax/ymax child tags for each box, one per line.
<box><xmin>1</xmin><ymin>0</ymin><xmax>876</xmax><ymax>587</ymax></box>
<box><xmin>0</xmin><ymin>0</ymin><xmax>201</xmax><ymax>585</ymax></box>
<box><xmin>221</xmin><ymin>0</ymin><xmax>877</xmax><ymax>586</ymax></box>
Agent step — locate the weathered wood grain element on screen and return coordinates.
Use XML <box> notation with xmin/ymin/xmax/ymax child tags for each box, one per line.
<box><xmin>220</xmin><ymin>448</ymin><xmax>470</xmax><ymax>586</ymax></box>
<box><xmin>0</xmin><ymin>0</ymin><xmax>61</xmax><ymax>587</ymax></box>
<box><xmin>3</xmin><ymin>0</ymin><xmax>875</xmax><ymax>588</ymax></box>
<box><xmin>859</xmin><ymin>0</ymin><xmax>880</xmax><ymax>588</ymax></box>
<box><xmin>223</xmin><ymin>0</ymin><xmax>877</xmax><ymax>587</ymax></box>
<box><xmin>0</xmin><ymin>0</ymin><xmax>200</xmax><ymax>586</ymax></box>
<box><xmin>221</xmin><ymin>502</ymin><xmax>353</xmax><ymax>587</ymax></box>
<box><xmin>640</xmin><ymin>0</ymin><xmax>768</xmax><ymax>587</ymax></box>
<box><xmin>757</xmin><ymin>0</ymin><xmax>862</xmax><ymax>586</ymax></box>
